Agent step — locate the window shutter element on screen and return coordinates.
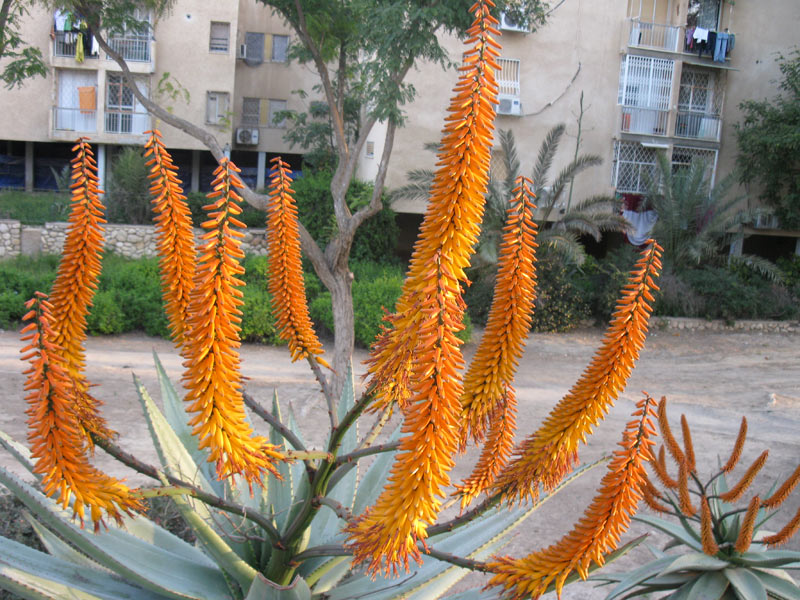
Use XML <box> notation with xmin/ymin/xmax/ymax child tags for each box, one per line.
<box><xmin>264</xmin><ymin>34</ymin><xmax>272</xmax><ymax>61</ymax></box>
<box><xmin>259</xmin><ymin>99</ymin><xmax>269</xmax><ymax>126</ymax></box>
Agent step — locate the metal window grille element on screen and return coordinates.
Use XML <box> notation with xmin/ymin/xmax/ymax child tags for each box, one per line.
<box><xmin>619</xmin><ymin>55</ymin><xmax>674</xmax><ymax>110</ymax></box>
<box><xmin>209</xmin><ymin>22</ymin><xmax>230</xmax><ymax>53</ymax></box>
<box><xmin>672</xmin><ymin>146</ymin><xmax>718</xmax><ymax>185</ymax></box>
<box><xmin>497</xmin><ymin>58</ymin><xmax>521</xmax><ymax>97</ymax></box>
<box><xmin>268</xmin><ymin>99</ymin><xmax>287</xmax><ymax>128</ymax></box>
<box><xmin>271</xmin><ymin>35</ymin><xmax>288</xmax><ymax>62</ymax></box>
<box><xmin>241</xmin><ymin>97</ymin><xmax>260</xmax><ymax>126</ymax></box>
<box><xmin>107</xmin><ymin>8</ymin><xmax>151</xmax><ymax>62</ymax></box>
<box><xmin>612</xmin><ymin>141</ymin><xmax>658</xmax><ymax>193</ymax></box>
<box><xmin>245</xmin><ymin>32</ymin><xmax>265</xmax><ymax>65</ymax></box>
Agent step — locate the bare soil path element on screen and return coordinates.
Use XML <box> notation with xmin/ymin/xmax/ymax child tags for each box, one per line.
<box><xmin>0</xmin><ymin>326</ymin><xmax>798</xmax><ymax>598</ymax></box>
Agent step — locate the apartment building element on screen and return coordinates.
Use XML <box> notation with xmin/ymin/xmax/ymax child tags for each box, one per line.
<box><xmin>0</xmin><ymin>0</ymin><xmax>797</xmax><ymax>252</ymax></box>
<box><xmin>0</xmin><ymin>1</ymin><xmax>316</xmax><ymax>192</ymax></box>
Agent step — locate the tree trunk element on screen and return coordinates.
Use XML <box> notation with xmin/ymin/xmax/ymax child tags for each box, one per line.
<box><xmin>329</xmin><ymin>266</ymin><xmax>355</xmax><ymax>403</ymax></box>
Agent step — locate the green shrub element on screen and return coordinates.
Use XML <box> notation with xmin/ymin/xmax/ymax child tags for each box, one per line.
<box><xmin>105</xmin><ymin>147</ymin><xmax>152</xmax><ymax>224</ymax></box>
<box><xmin>530</xmin><ymin>256</ymin><xmax>590</xmax><ymax>332</ymax></box>
<box><xmin>0</xmin><ymin>255</ymin><xmax>59</xmax><ymax>327</ymax></box>
<box><xmin>186</xmin><ymin>192</ymin><xmax>267</xmax><ymax>229</ymax></box>
<box><xmin>240</xmin><ymin>287</ymin><xmax>283</xmax><ymax>345</ymax></box>
<box><xmin>463</xmin><ymin>268</ymin><xmax>496</xmax><ymax>326</ymax></box>
<box><xmin>86</xmin><ymin>290</ymin><xmax>125</xmax><ymax>334</ymax></box>
<box><xmin>0</xmin><ymin>191</ymin><xmax>70</xmax><ymax>225</ymax></box>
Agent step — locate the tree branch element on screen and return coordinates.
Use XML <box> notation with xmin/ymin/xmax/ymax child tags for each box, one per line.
<box><xmin>243</xmin><ymin>392</ymin><xmax>306</xmax><ymax>451</ymax></box>
<box><xmin>336</xmin><ymin>440</ymin><xmax>400</xmax><ymax>466</ymax></box>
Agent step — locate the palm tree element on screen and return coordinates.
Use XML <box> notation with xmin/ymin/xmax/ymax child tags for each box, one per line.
<box><xmin>644</xmin><ymin>152</ymin><xmax>781</xmax><ymax>280</ymax></box>
<box><xmin>393</xmin><ymin>125</ymin><xmax>629</xmax><ymax>266</ymax></box>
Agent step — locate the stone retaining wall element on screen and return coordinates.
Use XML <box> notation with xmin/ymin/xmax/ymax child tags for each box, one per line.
<box><xmin>0</xmin><ymin>220</ymin><xmax>21</xmax><ymax>257</ymax></box>
<box><xmin>655</xmin><ymin>316</ymin><xmax>799</xmax><ymax>334</ymax></box>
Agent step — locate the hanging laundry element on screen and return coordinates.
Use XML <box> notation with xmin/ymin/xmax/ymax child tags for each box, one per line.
<box><xmin>54</xmin><ymin>10</ymin><xmax>68</xmax><ymax>32</ymax></box>
<box><xmin>727</xmin><ymin>33</ymin><xmax>735</xmax><ymax>53</ymax></box>
<box><xmin>623</xmin><ymin>209</ymin><xmax>659</xmax><ymax>246</ymax></box>
<box><xmin>91</xmin><ymin>35</ymin><xmax>99</xmax><ymax>56</ymax></box>
<box><xmin>693</xmin><ymin>27</ymin><xmax>709</xmax><ymax>42</ymax></box>
<box><xmin>685</xmin><ymin>26</ymin><xmax>696</xmax><ymax>50</ymax></box>
<box><xmin>714</xmin><ymin>32</ymin><xmax>729</xmax><ymax>62</ymax></box>
<box><xmin>75</xmin><ymin>33</ymin><xmax>85</xmax><ymax>62</ymax></box>
<box><xmin>707</xmin><ymin>31</ymin><xmax>717</xmax><ymax>57</ymax></box>
<box><xmin>78</xmin><ymin>87</ymin><xmax>96</xmax><ymax>114</ymax></box>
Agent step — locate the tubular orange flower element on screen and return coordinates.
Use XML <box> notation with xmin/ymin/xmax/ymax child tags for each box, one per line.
<box><xmin>459</xmin><ymin>176</ymin><xmax>537</xmax><ymax>448</ymax></box>
<box><xmin>719</xmin><ymin>450</ymin><xmax>768</xmax><ymax>503</ymax></box>
<box><xmin>722</xmin><ymin>416</ymin><xmax>748</xmax><ymax>473</ymax></box>
<box><xmin>680</xmin><ymin>414</ymin><xmax>696</xmax><ymax>472</ymax></box>
<box><xmin>761</xmin><ymin>505</ymin><xmax>800</xmax><ymax>547</ymax></box>
<box><xmin>364</xmin><ymin>0</ymin><xmax>501</xmax><ymax>414</ymax></box>
<box><xmin>762</xmin><ymin>464</ymin><xmax>800</xmax><ymax>509</ymax></box>
<box><xmin>677</xmin><ymin>458</ymin><xmax>696</xmax><ymax>517</ymax></box>
<box><xmin>657</xmin><ymin>397</ymin><xmax>685</xmax><ymax>467</ymax></box>
<box><xmin>48</xmin><ymin>137</ymin><xmax>111</xmax><ymax>439</ymax></box>
<box><xmin>734</xmin><ymin>495</ymin><xmax>760</xmax><ymax>553</ymax></box>
<box><xmin>700</xmin><ymin>497</ymin><xmax>719</xmax><ymax>555</ymax></box>
<box><xmin>456</xmin><ymin>385</ymin><xmax>518</xmax><ymax>509</ymax></box>
<box><xmin>144</xmin><ymin>129</ymin><xmax>196</xmax><ymax>347</ymax></box>
<box><xmin>182</xmin><ymin>158</ymin><xmax>284</xmax><ymax>485</ymax></box>
<box><xmin>492</xmin><ymin>241</ymin><xmax>663</xmax><ymax>504</ymax></box>
<box><xmin>652</xmin><ymin>446</ymin><xmax>679</xmax><ymax>490</ymax></box>
<box><xmin>346</xmin><ymin>0</ymin><xmax>501</xmax><ymax>576</ymax></box>
<box><xmin>641</xmin><ymin>475</ymin><xmax>670</xmax><ymax>514</ymax></box>
<box><xmin>487</xmin><ymin>395</ymin><xmax>658</xmax><ymax>600</ymax></box>
<box><xmin>21</xmin><ymin>293</ymin><xmax>141</xmax><ymax>530</ymax></box>
<box><xmin>265</xmin><ymin>157</ymin><xmax>327</xmax><ymax>367</ymax></box>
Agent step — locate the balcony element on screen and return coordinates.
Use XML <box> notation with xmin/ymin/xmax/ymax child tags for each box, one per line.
<box><xmin>620</xmin><ymin>106</ymin><xmax>669</xmax><ymax>136</ymax></box>
<box><xmin>53</xmin><ymin>32</ymin><xmax>98</xmax><ymax>60</ymax></box>
<box><xmin>675</xmin><ymin>111</ymin><xmax>721</xmax><ymax>141</ymax></box>
<box><xmin>53</xmin><ymin>106</ymin><xmax>96</xmax><ymax>133</ymax></box>
<box><xmin>628</xmin><ymin>19</ymin><xmax>681</xmax><ymax>52</ymax></box>
<box><xmin>107</xmin><ymin>33</ymin><xmax>151</xmax><ymax>63</ymax></box>
<box><xmin>104</xmin><ymin>109</ymin><xmax>150</xmax><ymax>135</ymax></box>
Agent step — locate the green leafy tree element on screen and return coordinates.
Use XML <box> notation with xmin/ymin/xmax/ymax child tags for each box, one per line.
<box><xmin>0</xmin><ymin>0</ymin><xmax>47</xmax><ymax>88</ymax></box>
<box><xmin>735</xmin><ymin>48</ymin><xmax>800</xmax><ymax>229</ymax></box>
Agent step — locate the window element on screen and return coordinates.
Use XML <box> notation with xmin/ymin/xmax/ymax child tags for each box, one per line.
<box><xmin>241</xmin><ymin>97</ymin><xmax>260</xmax><ymax>126</ymax></box>
<box><xmin>618</xmin><ymin>55</ymin><xmax>674</xmax><ymax>109</ymax></box>
<box><xmin>209</xmin><ymin>22</ymin><xmax>230</xmax><ymax>53</ymax></box>
<box><xmin>612</xmin><ymin>141</ymin><xmax>658</xmax><ymax>193</ymax></box>
<box><xmin>268</xmin><ymin>99</ymin><xmax>287</xmax><ymax>128</ymax></box>
<box><xmin>497</xmin><ymin>57</ymin><xmax>521</xmax><ymax>97</ymax></box>
<box><xmin>671</xmin><ymin>146</ymin><xmax>717</xmax><ymax>184</ymax></box>
<box><xmin>105</xmin><ymin>73</ymin><xmax>149</xmax><ymax>134</ymax></box>
<box><xmin>365</xmin><ymin>141</ymin><xmax>375</xmax><ymax>159</ymax></box>
<box><xmin>687</xmin><ymin>0</ymin><xmax>721</xmax><ymax>30</ymax></box>
<box><xmin>244</xmin><ymin>32</ymin><xmax>265</xmax><ymax>65</ymax></box>
<box><xmin>108</xmin><ymin>8</ymin><xmax>151</xmax><ymax>62</ymax></box>
<box><xmin>271</xmin><ymin>34</ymin><xmax>289</xmax><ymax>62</ymax></box>
<box><xmin>206</xmin><ymin>91</ymin><xmax>230</xmax><ymax>125</ymax></box>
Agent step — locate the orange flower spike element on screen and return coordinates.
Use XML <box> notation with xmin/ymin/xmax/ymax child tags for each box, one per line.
<box><xmin>762</xmin><ymin>464</ymin><xmax>800</xmax><ymax>509</ymax></box>
<box><xmin>658</xmin><ymin>397</ymin><xmax>685</xmax><ymax>467</ymax></box>
<box><xmin>487</xmin><ymin>395</ymin><xmax>658</xmax><ymax>600</ymax></box>
<box><xmin>182</xmin><ymin>158</ymin><xmax>284</xmax><ymax>486</ymax></box>
<box><xmin>492</xmin><ymin>241</ymin><xmax>663</xmax><ymax>504</ymax></box>
<box><xmin>734</xmin><ymin>496</ymin><xmax>761</xmax><ymax>553</ymax></box>
<box><xmin>680</xmin><ymin>414</ymin><xmax>696</xmax><ymax>472</ymax></box>
<box><xmin>457</xmin><ymin>385</ymin><xmax>518</xmax><ymax>509</ymax></box>
<box><xmin>719</xmin><ymin>450</ymin><xmax>768</xmax><ymax>503</ymax></box>
<box><xmin>21</xmin><ymin>293</ymin><xmax>141</xmax><ymax>529</ymax></box>
<box><xmin>652</xmin><ymin>445</ymin><xmax>680</xmax><ymax>490</ymax></box>
<box><xmin>700</xmin><ymin>497</ymin><xmax>719</xmax><ymax>555</ymax></box>
<box><xmin>364</xmin><ymin>0</ymin><xmax>501</xmax><ymax>412</ymax></box>
<box><xmin>677</xmin><ymin>459</ymin><xmax>697</xmax><ymax>517</ymax></box>
<box><xmin>761</xmin><ymin>505</ymin><xmax>800</xmax><ymax>547</ymax></box>
<box><xmin>265</xmin><ymin>157</ymin><xmax>328</xmax><ymax>367</ymax></box>
<box><xmin>48</xmin><ymin>137</ymin><xmax>112</xmax><ymax>439</ymax></box>
<box><xmin>641</xmin><ymin>474</ymin><xmax>670</xmax><ymax>514</ymax></box>
<box><xmin>144</xmin><ymin>130</ymin><xmax>196</xmax><ymax>347</ymax></box>
<box><xmin>722</xmin><ymin>416</ymin><xmax>748</xmax><ymax>473</ymax></box>
<box><xmin>459</xmin><ymin>176</ymin><xmax>537</xmax><ymax>447</ymax></box>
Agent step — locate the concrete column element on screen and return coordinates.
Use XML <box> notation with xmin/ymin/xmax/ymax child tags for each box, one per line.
<box><xmin>256</xmin><ymin>151</ymin><xmax>266</xmax><ymax>191</ymax></box>
<box><xmin>795</xmin><ymin>238</ymin><xmax>800</xmax><ymax>256</ymax></box>
<box><xmin>97</xmin><ymin>144</ymin><xmax>106</xmax><ymax>191</ymax></box>
<box><xmin>24</xmin><ymin>142</ymin><xmax>34</xmax><ymax>192</ymax></box>
<box><xmin>729</xmin><ymin>235</ymin><xmax>743</xmax><ymax>256</ymax></box>
<box><xmin>191</xmin><ymin>150</ymin><xmax>200</xmax><ymax>193</ymax></box>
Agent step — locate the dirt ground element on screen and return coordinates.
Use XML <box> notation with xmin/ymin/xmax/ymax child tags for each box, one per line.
<box><xmin>0</xmin><ymin>325</ymin><xmax>798</xmax><ymax>598</ymax></box>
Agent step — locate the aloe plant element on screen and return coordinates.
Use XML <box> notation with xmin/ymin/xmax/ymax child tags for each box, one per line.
<box><xmin>594</xmin><ymin>400</ymin><xmax>800</xmax><ymax>600</ymax></box>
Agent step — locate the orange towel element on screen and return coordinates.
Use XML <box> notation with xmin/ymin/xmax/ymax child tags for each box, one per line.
<box><xmin>78</xmin><ymin>86</ymin><xmax>96</xmax><ymax>114</ymax></box>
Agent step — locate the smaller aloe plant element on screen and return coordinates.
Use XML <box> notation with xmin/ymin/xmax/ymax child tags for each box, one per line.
<box><xmin>595</xmin><ymin>399</ymin><xmax>800</xmax><ymax>600</ymax></box>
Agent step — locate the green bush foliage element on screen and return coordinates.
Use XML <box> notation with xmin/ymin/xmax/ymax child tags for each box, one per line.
<box><xmin>105</xmin><ymin>147</ymin><xmax>152</xmax><ymax>225</ymax></box>
<box><xmin>0</xmin><ymin>254</ymin><xmax>59</xmax><ymax>328</ymax></box>
<box><xmin>0</xmin><ymin>191</ymin><xmax>70</xmax><ymax>225</ymax></box>
<box><xmin>529</xmin><ymin>255</ymin><xmax>591</xmax><ymax>332</ymax></box>
<box><xmin>186</xmin><ymin>192</ymin><xmax>266</xmax><ymax>229</ymax></box>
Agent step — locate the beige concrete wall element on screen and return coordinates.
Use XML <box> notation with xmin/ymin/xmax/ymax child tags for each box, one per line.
<box><xmin>388</xmin><ymin>0</ymin><xmax>629</xmax><ymax>214</ymax></box>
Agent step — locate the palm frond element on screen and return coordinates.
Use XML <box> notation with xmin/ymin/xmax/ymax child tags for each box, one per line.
<box><xmin>729</xmin><ymin>254</ymin><xmax>784</xmax><ymax>283</ymax></box>
<box><xmin>390</xmin><ymin>169</ymin><xmax>434</xmax><ymax>203</ymax></box>
<box><xmin>538</xmin><ymin>229</ymin><xmax>587</xmax><ymax>266</ymax></box>
<box><xmin>531</xmin><ymin>124</ymin><xmax>566</xmax><ymax>195</ymax></box>
<box><xmin>498</xmin><ymin>129</ymin><xmax>521</xmax><ymax>193</ymax></box>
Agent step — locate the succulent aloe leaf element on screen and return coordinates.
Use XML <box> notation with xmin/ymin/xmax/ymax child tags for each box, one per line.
<box><xmin>135</xmin><ymin>373</ymin><xmax>252</xmax><ymax>561</ymax></box>
<box><xmin>752</xmin><ymin>569</ymin><xmax>800</xmax><ymax>600</ymax></box>
<box><xmin>0</xmin><ymin>429</ymin><xmax>34</xmax><ymax>474</ymax></box>
<box><xmin>305</xmin><ymin>556</ymin><xmax>352</xmax><ymax>594</ymax></box>
<box><xmin>0</xmin><ymin>535</ymin><xmax>169</xmax><ymax>600</ymax></box>
<box><xmin>284</xmin><ymin>399</ymin><xmax>310</xmax><ymax>503</ymax></box>
<box><xmin>0</xmin><ymin>465</ymin><xmax>231</xmax><ymax>600</ymax></box>
<box><xmin>153</xmin><ymin>352</ymin><xmax>225</xmax><ymax>497</ymax></box>
<box><xmin>602</xmin><ymin>555</ymin><xmax>676</xmax><ymax>600</ymax></box>
<box><xmin>724</xmin><ymin>567</ymin><xmax>768</xmax><ymax>600</ymax></box>
<box><xmin>661</xmin><ymin>552</ymin><xmax>729</xmax><ymax>575</ymax></box>
<box><xmin>244</xmin><ymin>574</ymin><xmax>311</xmax><ymax>600</ymax></box>
<box><xmin>351</xmin><ymin>425</ymin><xmax>401</xmax><ymax>517</ymax></box>
<box><xmin>330</xmin><ymin>362</ymin><xmax>358</xmax><ymax>509</ymax></box>
<box><xmin>439</xmin><ymin>590</ymin><xmax>503</xmax><ymax>600</ymax></box>
<box><xmin>286</xmin><ymin>403</ymin><xmax>307</xmax><ymax>449</ymax></box>
<box><xmin>24</xmin><ymin>513</ymin><xmax>106</xmax><ymax>571</ymax></box>
<box><xmin>635</xmin><ymin>514</ymin><xmax>703</xmax><ymax>552</ymax></box>
<box><xmin>686</xmin><ymin>570</ymin><xmax>730</xmax><ymax>600</ymax></box>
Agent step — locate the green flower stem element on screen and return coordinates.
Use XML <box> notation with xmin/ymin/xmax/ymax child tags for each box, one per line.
<box><xmin>90</xmin><ymin>432</ymin><xmax>281</xmax><ymax>543</ymax></box>
<box><xmin>425</xmin><ymin>546</ymin><xmax>489</xmax><ymax>572</ymax></box>
<box><xmin>306</xmin><ymin>355</ymin><xmax>335</xmax><ymax>428</ymax></box>
<box><xmin>335</xmin><ymin>440</ymin><xmax>400</xmax><ymax>465</ymax></box>
<box><xmin>284</xmin><ymin>450</ymin><xmax>333</xmax><ymax>461</ymax></box>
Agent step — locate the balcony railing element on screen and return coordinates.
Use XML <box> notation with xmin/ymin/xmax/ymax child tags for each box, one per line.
<box><xmin>53</xmin><ymin>106</ymin><xmax>96</xmax><ymax>133</ymax></box>
<box><xmin>621</xmin><ymin>106</ymin><xmax>670</xmax><ymax>136</ymax></box>
<box><xmin>107</xmin><ymin>34</ymin><xmax>151</xmax><ymax>62</ymax></box>
<box><xmin>628</xmin><ymin>19</ymin><xmax>681</xmax><ymax>52</ymax></box>
<box><xmin>53</xmin><ymin>32</ymin><xmax>98</xmax><ymax>59</ymax></box>
<box><xmin>675</xmin><ymin>111</ymin><xmax>721</xmax><ymax>141</ymax></box>
<box><xmin>104</xmin><ymin>109</ymin><xmax>150</xmax><ymax>134</ymax></box>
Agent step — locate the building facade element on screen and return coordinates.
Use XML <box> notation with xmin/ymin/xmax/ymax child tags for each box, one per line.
<box><xmin>0</xmin><ymin>0</ymin><xmax>797</xmax><ymax>251</ymax></box>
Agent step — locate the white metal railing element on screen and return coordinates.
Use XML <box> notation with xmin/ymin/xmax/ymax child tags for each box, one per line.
<box><xmin>104</xmin><ymin>109</ymin><xmax>150</xmax><ymax>134</ymax></box>
<box><xmin>628</xmin><ymin>19</ymin><xmax>681</xmax><ymax>52</ymax></box>
<box><xmin>107</xmin><ymin>34</ymin><xmax>151</xmax><ymax>62</ymax></box>
<box><xmin>675</xmin><ymin>111</ymin><xmax>721</xmax><ymax>141</ymax></box>
<box><xmin>53</xmin><ymin>32</ymin><xmax>98</xmax><ymax>59</ymax></box>
<box><xmin>621</xmin><ymin>106</ymin><xmax>669</xmax><ymax>136</ymax></box>
<box><xmin>53</xmin><ymin>106</ymin><xmax>96</xmax><ymax>133</ymax></box>
<box><xmin>497</xmin><ymin>58</ymin><xmax>521</xmax><ymax>97</ymax></box>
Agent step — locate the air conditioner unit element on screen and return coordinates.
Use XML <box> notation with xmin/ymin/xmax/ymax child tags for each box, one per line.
<box><xmin>237</xmin><ymin>43</ymin><xmax>247</xmax><ymax>59</ymax></box>
<box><xmin>497</xmin><ymin>94</ymin><xmax>522</xmax><ymax>116</ymax></box>
<box><xmin>236</xmin><ymin>127</ymin><xmax>259</xmax><ymax>145</ymax></box>
<box><xmin>499</xmin><ymin>11</ymin><xmax>529</xmax><ymax>33</ymax></box>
